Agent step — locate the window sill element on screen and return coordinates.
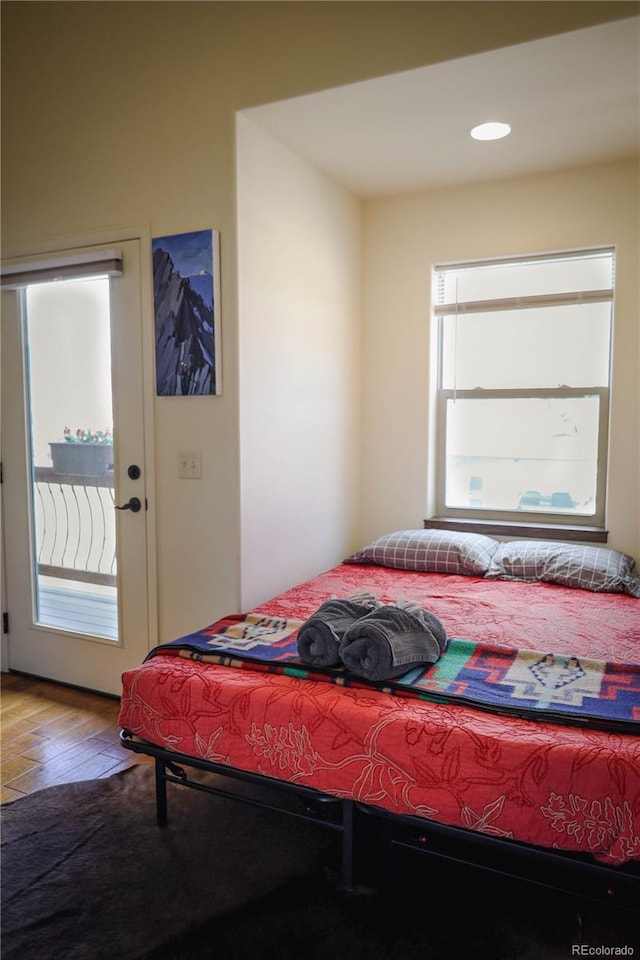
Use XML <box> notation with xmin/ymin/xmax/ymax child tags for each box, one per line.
<box><xmin>424</xmin><ymin>517</ymin><xmax>608</xmax><ymax>544</ymax></box>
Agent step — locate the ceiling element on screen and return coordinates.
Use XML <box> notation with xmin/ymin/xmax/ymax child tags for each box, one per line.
<box><xmin>242</xmin><ymin>17</ymin><xmax>640</xmax><ymax>199</ymax></box>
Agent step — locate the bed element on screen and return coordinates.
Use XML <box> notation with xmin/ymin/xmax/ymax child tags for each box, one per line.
<box><xmin>119</xmin><ymin>530</ymin><xmax>640</xmax><ymax>911</ymax></box>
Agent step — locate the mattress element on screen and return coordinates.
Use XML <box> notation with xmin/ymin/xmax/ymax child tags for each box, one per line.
<box><xmin>119</xmin><ymin>564</ymin><xmax>640</xmax><ymax>865</ymax></box>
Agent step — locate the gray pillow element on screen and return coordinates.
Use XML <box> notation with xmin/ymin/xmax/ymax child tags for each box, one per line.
<box><xmin>344</xmin><ymin>529</ymin><xmax>498</xmax><ymax>576</ymax></box>
<box><xmin>485</xmin><ymin>540</ymin><xmax>640</xmax><ymax>597</ymax></box>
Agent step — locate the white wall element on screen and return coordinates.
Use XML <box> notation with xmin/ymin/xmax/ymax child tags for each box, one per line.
<box><xmin>236</xmin><ymin>117</ymin><xmax>361</xmax><ymax>607</ymax></box>
<box><xmin>360</xmin><ymin>158</ymin><xmax>640</xmax><ymax>559</ymax></box>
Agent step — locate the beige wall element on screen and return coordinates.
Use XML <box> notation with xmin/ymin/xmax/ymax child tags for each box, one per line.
<box><xmin>236</xmin><ymin>116</ymin><xmax>361</xmax><ymax>608</ymax></box>
<box><xmin>2</xmin><ymin>1</ymin><xmax>637</xmax><ymax>642</ymax></box>
<box><xmin>361</xmin><ymin>158</ymin><xmax>640</xmax><ymax>558</ymax></box>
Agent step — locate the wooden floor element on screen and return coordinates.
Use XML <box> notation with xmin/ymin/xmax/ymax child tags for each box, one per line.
<box><xmin>0</xmin><ymin>671</ymin><xmax>149</xmax><ymax>805</ymax></box>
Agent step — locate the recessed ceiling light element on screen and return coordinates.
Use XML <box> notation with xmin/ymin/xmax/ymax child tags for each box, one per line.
<box><xmin>470</xmin><ymin>122</ymin><xmax>511</xmax><ymax>141</ymax></box>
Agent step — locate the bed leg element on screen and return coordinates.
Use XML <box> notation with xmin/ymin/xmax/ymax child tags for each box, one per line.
<box><xmin>380</xmin><ymin>816</ymin><xmax>394</xmax><ymax>899</ymax></box>
<box><xmin>154</xmin><ymin>758</ymin><xmax>168</xmax><ymax>828</ymax></box>
<box><xmin>341</xmin><ymin>800</ymin><xmax>355</xmax><ymax>892</ymax></box>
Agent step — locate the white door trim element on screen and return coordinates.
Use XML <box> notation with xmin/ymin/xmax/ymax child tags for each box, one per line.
<box><xmin>1</xmin><ymin>225</ymin><xmax>158</xmax><ymax>678</ymax></box>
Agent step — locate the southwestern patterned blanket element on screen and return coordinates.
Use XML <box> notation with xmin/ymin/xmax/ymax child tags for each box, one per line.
<box><xmin>148</xmin><ymin>612</ymin><xmax>640</xmax><ymax>734</ymax></box>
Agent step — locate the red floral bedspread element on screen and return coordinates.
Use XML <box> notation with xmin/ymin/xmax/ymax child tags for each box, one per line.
<box><xmin>119</xmin><ymin>565</ymin><xmax>640</xmax><ymax>864</ymax></box>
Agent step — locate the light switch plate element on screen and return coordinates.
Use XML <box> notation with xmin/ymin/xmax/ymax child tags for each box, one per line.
<box><xmin>178</xmin><ymin>450</ymin><xmax>202</xmax><ymax>479</ymax></box>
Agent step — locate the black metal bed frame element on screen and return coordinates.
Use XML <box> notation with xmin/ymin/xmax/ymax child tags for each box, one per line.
<box><xmin>120</xmin><ymin>731</ymin><xmax>640</xmax><ymax>915</ymax></box>
<box><xmin>120</xmin><ymin>732</ymin><xmax>356</xmax><ymax>891</ymax></box>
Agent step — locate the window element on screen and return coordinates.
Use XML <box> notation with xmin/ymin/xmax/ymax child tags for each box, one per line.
<box><xmin>433</xmin><ymin>248</ymin><xmax>614</xmax><ymax>531</ymax></box>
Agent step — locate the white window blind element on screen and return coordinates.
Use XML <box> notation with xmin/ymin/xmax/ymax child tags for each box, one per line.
<box><xmin>1</xmin><ymin>250</ymin><xmax>123</xmax><ymax>289</ymax></box>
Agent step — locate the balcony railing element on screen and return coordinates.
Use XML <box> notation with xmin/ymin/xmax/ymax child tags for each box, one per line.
<box><xmin>33</xmin><ymin>467</ymin><xmax>117</xmax><ymax>587</ymax></box>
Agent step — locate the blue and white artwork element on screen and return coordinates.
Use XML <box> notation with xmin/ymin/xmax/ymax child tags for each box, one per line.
<box><xmin>152</xmin><ymin>229</ymin><xmax>221</xmax><ymax>396</ymax></box>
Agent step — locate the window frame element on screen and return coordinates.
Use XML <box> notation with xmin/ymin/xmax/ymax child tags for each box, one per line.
<box><xmin>432</xmin><ymin>248</ymin><xmax>614</xmax><ymax>536</ymax></box>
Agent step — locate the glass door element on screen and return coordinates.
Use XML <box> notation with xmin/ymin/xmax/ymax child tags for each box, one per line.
<box><xmin>26</xmin><ymin>276</ymin><xmax>119</xmax><ymax>640</ymax></box>
<box><xmin>1</xmin><ymin>239</ymin><xmax>153</xmax><ymax>695</ymax></box>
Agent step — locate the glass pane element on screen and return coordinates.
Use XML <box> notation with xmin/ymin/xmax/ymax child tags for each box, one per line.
<box><xmin>445</xmin><ymin>396</ymin><xmax>600</xmax><ymax>515</ymax></box>
<box><xmin>25</xmin><ymin>278</ymin><xmax>118</xmax><ymax>640</ymax></box>
<box><xmin>441</xmin><ymin>302</ymin><xmax>612</xmax><ymax>389</ymax></box>
<box><xmin>438</xmin><ymin>251</ymin><xmax>614</xmax><ymax>303</ymax></box>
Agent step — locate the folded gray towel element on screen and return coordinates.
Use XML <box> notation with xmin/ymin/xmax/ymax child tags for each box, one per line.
<box><xmin>297</xmin><ymin>593</ymin><xmax>381</xmax><ymax>667</ymax></box>
<box><xmin>339</xmin><ymin>602</ymin><xmax>447</xmax><ymax>681</ymax></box>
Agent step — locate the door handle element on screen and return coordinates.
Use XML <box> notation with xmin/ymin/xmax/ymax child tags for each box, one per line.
<box><xmin>115</xmin><ymin>496</ymin><xmax>142</xmax><ymax>513</ymax></box>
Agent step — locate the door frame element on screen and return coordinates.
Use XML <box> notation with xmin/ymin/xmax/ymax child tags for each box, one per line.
<box><xmin>0</xmin><ymin>224</ymin><xmax>158</xmax><ymax>676</ymax></box>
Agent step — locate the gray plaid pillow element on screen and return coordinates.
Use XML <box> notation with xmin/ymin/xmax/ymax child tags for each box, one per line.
<box><xmin>485</xmin><ymin>540</ymin><xmax>640</xmax><ymax>597</ymax></box>
<box><xmin>344</xmin><ymin>529</ymin><xmax>498</xmax><ymax>576</ymax></box>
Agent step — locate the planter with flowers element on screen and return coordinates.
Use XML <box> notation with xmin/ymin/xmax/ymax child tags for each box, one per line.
<box><xmin>49</xmin><ymin>427</ymin><xmax>114</xmax><ymax>478</ymax></box>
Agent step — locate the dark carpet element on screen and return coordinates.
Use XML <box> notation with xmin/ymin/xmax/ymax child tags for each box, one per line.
<box><xmin>1</xmin><ymin>764</ymin><xmax>638</xmax><ymax>960</ymax></box>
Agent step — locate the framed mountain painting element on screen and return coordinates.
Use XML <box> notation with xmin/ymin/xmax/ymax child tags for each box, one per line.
<box><xmin>152</xmin><ymin>229</ymin><xmax>221</xmax><ymax>396</ymax></box>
